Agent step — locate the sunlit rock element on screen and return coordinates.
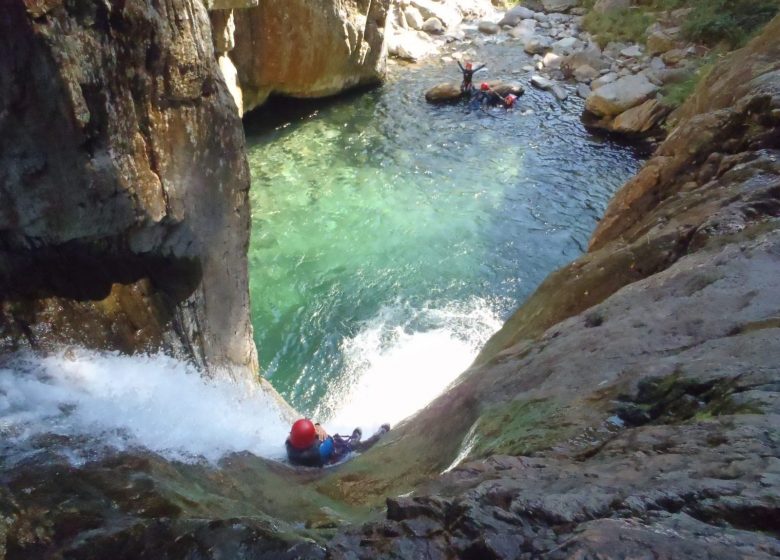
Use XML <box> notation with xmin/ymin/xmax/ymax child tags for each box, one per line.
<box><xmin>231</xmin><ymin>0</ymin><xmax>390</xmax><ymax>112</ymax></box>
<box><xmin>585</xmin><ymin>74</ymin><xmax>658</xmax><ymax>117</ymax></box>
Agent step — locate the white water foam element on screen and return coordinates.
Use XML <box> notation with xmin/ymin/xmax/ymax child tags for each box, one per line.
<box><xmin>318</xmin><ymin>298</ymin><xmax>503</xmax><ymax>435</ymax></box>
<box><xmin>0</xmin><ymin>350</ymin><xmax>291</xmax><ymax>464</ymax></box>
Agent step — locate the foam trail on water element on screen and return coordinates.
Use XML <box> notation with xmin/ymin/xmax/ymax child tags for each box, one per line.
<box><xmin>0</xmin><ymin>350</ymin><xmax>291</xmax><ymax>464</ymax></box>
<box><xmin>319</xmin><ymin>298</ymin><xmax>503</xmax><ymax>435</ymax></box>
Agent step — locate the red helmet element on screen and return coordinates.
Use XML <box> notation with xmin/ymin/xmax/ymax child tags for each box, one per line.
<box><xmin>289</xmin><ymin>418</ymin><xmax>317</xmax><ymax>449</ymax></box>
<box><xmin>480</xmin><ymin>82</ymin><xmax>490</xmax><ymax>91</ymax></box>
<box><xmin>465</xmin><ymin>62</ymin><xmax>473</xmax><ymax>70</ymax></box>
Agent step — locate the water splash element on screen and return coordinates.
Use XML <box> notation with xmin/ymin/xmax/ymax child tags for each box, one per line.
<box><xmin>0</xmin><ymin>349</ymin><xmax>291</xmax><ymax>465</ymax></box>
<box><xmin>317</xmin><ymin>298</ymin><xmax>503</xmax><ymax>435</ymax></box>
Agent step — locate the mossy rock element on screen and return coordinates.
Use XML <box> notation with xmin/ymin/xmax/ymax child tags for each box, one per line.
<box><xmin>466</xmin><ymin>398</ymin><xmax>577</xmax><ymax>460</ymax></box>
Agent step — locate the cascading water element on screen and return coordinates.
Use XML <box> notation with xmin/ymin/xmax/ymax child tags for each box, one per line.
<box><xmin>245</xmin><ymin>42</ymin><xmax>644</xmax><ymax>434</ymax></box>
<box><xmin>0</xmin><ymin>350</ymin><xmax>291</xmax><ymax>466</ymax></box>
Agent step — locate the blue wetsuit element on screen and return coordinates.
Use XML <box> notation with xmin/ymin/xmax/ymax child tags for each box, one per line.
<box><xmin>286</xmin><ymin>436</ymin><xmax>335</xmax><ymax>467</ymax></box>
<box><xmin>285</xmin><ymin>425</ymin><xmax>388</xmax><ymax>468</ymax></box>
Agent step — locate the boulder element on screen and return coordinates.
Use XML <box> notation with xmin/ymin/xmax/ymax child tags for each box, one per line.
<box><xmin>585</xmin><ymin>74</ymin><xmax>658</xmax><ymax>116</ymax></box>
<box><xmin>620</xmin><ymin>44</ymin><xmax>643</xmax><ymax>58</ymax></box>
<box><xmin>646</xmin><ymin>30</ymin><xmax>676</xmax><ymax>55</ymax></box>
<box><xmin>542</xmin><ymin>0</ymin><xmax>579</xmax><ymax>13</ymax></box>
<box><xmin>662</xmin><ymin>65</ymin><xmax>695</xmax><ymax>84</ymax></box>
<box><xmin>231</xmin><ymin>0</ymin><xmax>390</xmax><ymax>112</ymax></box>
<box><xmin>552</xmin><ymin>85</ymin><xmax>569</xmax><ymax>100</ymax></box>
<box><xmin>574</xmin><ymin>64</ymin><xmax>599</xmax><ymax>82</ymax></box>
<box><xmin>523</xmin><ymin>0</ymin><xmax>546</xmax><ymax>11</ymax></box>
<box><xmin>543</xmin><ymin>52</ymin><xmax>563</xmax><ymax>69</ymax></box>
<box><xmin>562</xmin><ymin>44</ymin><xmax>609</xmax><ymax>74</ymax></box>
<box><xmin>422</xmin><ymin>17</ymin><xmax>446</xmax><ymax>35</ymax></box>
<box><xmin>591</xmin><ymin>71</ymin><xmax>618</xmax><ymax>89</ymax></box>
<box><xmin>449</xmin><ymin>0</ymin><xmax>497</xmax><ymax>19</ymax></box>
<box><xmin>662</xmin><ymin>48</ymin><xmax>687</xmax><ymax>66</ymax></box>
<box><xmin>508</xmin><ymin>25</ymin><xmax>536</xmax><ymax>41</ymax></box>
<box><xmin>404</xmin><ymin>6</ymin><xmax>425</xmax><ymax>29</ymax></box>
<box><xmin>524</xmin><ymin>36</ymin><xmax>552</xmax><ymax>55</ymax></box>
<box><xmin>603</xmin><ymin>41</ymin><xmax>629</xmax><ymax>59</ymax></box>
<box><xmin>488</xmin><ymin>81</ymin><xmax>526</xmax><ymax>98</ymax></box>
<box><xmin>552</xmin><ymin>36</ymin><xmax>583</xmax><ymax>54</ymax></box>
<box><xmin>531</xmin><ymin>75</ymin><xmax>555</xmax><ymax>90</ymax></box>
<box><xmin>611</xmin><ymin>99</ymin><xmax>669</xmax><ymax>134</ymax></box>
<box><xmin>390</xmin><ymin>29</ymin><xmax>436</xmax><ymax>61</ymax></box>
<box><xmin>577</xmin><ymin>83</ymin><xmax>592</xmax><ymax>98</ymax></box>
<box><xmin>410</xmin><ymin>0</ymin><xmax>461</xmax><ymax>29</ymax></box>
<box><xmin>478</xmin><ymin>20</ymin><xmax>500</xmax><ymax>34</ymax></box>
<box><xmin>425</xmin><ymin>80</ymin><xmax>523</xmax><ymax>103</ymax></box>
<box><xmin>498</xmin><ymin>5</ymin><xmax>536</xmax><ymax>26</ymax></box>
<box><xmin>425</xmin><ymin>82</ymin><xmax>464</xmax><ymax>102</ymax></box>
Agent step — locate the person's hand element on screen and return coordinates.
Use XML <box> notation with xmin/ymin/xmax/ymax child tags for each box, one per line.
<box><xmin>314</xmin><ymin>423</ymin><xmax>328</xmax><ymax>441</ymax></box>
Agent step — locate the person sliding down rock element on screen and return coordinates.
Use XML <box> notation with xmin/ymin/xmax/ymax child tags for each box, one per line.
<box><xmin>285</xmin><ymin>418</ymin><xmax>390</xmax><ymax>468</ymax></box>
<box><xmin>457</xmin><ymin>61</ymin><xmax>486</xmax><ymax>94</ymax></box>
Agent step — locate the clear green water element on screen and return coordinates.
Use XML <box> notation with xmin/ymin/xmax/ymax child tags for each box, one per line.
<box><xmin>245</xmin><ymin>54</ymin><xmax>643</xmax><ymax>431</ymax></box>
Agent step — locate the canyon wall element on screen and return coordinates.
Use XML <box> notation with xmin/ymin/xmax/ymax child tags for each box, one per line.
<box><xmin>229</xmin><ymin>0</ymin><xmax>391</xmax><ymax>113</ymax></box>
<box><xmin>0</xmin><ymin>0</ymin><xmax>257</xmax><ymax>381</ymax></box>
<box><xmin>323</xmin><ymin>16</ymin><xmax>780</xmax><ymax>558</ymax></box>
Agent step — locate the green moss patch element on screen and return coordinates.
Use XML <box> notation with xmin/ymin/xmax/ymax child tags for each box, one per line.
<box><xmin>583</xmin><ymin>0</ymin><xmax>779</xmax><ymax>50</ymax></box>
<box><xmin>613</xmin><ymin>372</ymin><xmax>763</xmax><ymax>427</ymax></box>
<box><xmin>466</xmin><ymin>398</ymin><xmax>577</xmax><ymax>460</ymax></box>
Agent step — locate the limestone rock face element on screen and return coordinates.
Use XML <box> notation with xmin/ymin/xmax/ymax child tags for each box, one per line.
<box><xmin>0</xmin><ymin>0</ymin><xmax>257</xmax><ymax>381</ymax></box>
<box><xmin>230</xmin><ymin>0</ymin><xmax>390</xmax><ymax>113</ymax></box>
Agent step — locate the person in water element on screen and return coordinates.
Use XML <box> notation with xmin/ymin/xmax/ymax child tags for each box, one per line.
<box><xmin>470</xmin><ymin>82</ymin><xmax>518</xmax><ymax>110</ymax></box>
<box><xmin>285</xmin><ymin>418</ymin><xmax>390</xmax><ymax>467</ymax></box>
<box><xmin>457</xmin><ymin>61</ymin><xmax>486</xmax><ymax>94</ymax></box>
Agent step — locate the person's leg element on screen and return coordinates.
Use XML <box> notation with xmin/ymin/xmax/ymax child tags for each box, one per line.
<box><xmin>353</xmin><ymin>424</ymin><xmax>390</xmax><ymax>452</ymax></box>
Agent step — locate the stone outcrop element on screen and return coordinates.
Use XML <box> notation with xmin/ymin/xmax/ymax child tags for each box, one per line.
<box><xmin>229</xmin><ymin>0</ymin><xmax>390</xmax><ymax>113</ymax></box>
<box><xmin>0</xmin><ymin>0</ymin><xmax>257</xmax><ymax>381</ymax></box>
<box><xmin>584</xmin><ymin>74</ymin><xmax>659</xmax><ymax>117</ymax></box>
